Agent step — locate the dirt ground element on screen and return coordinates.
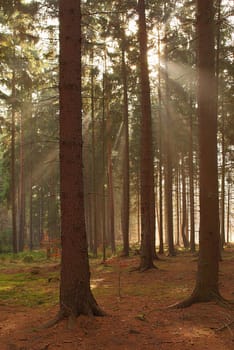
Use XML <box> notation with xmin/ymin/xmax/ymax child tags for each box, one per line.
<box><xmin>0</xmin><ymin>248</ymin><xmax>234</xmax><ymax>350</ymax></box>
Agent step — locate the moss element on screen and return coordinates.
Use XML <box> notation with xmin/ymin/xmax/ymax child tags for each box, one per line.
<box><xmin>23</xmin><ymin>255</ymin><xmax>34</xmax><ymax>263</ymax></box>
<box><xmin>0</xmin><ymin>271</ymin><xmax>59</xmax><ymax>307</ymax></box>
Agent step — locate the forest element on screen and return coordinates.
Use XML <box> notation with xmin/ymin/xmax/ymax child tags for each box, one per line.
<box><xmin>0</xmin><ymin>0</ymin><xmax>234</xmax><ymax>349</ymax></box>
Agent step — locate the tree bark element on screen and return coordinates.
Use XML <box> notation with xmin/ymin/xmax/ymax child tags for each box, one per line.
<box><xmin>106</xmin><ymin>93</ymin><xmax>115</xmax><ymax>254</ymax></box>
<box><xmin>11</xmin><ymin>69</ymin><xmax>17</xmax><ymax>254</ymax></box>
<box><xmin>164</xmin><ymin>39</ymin><xmax>175</xmax><ymax>257</ymax></box>
<box><xmin>18</xmin><ymin>112</ymin><xmax>25</xmax><ymax>252</ymax></box>
<box><xmin>121</xmin><ymin>35</ymin><xmax>130</xmax><ymax>257</ymax></box>
<box><xmin>157</xmin><ymin>27</ymin><xmax>164</xmax><ymax>255</ymax></box>
<box><xmin>189</xmin><ymin>97</ymin><xmax>195</xmax><ymax>253</ymax></box>
<box><xmin>173</xmin><ymin>0</ymin><xmax>224</xmax><ymax>307</ymax></box>
<box><xmin>59</xmin><ymin>0</ymin><xmax>103</xmax><ymax>319</ymax></box>
<box><xmin>90</xmin><ymin>49</ymin><xmax>98</xmax><ymax>257</ymax></box>
<box><xmin>137</xmin><ymin>0</ymin><xmax>157</xmax><ymax>270</ymax></box>
<box><xmin>181</xmin><ymin>155</ymin><xmax>189</xmax><ymax>249</ymax></box>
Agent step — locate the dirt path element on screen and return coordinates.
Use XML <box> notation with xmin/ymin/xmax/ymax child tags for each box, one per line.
<box><xmin>0</xmin><ymin>251</ymin><xmax>234</xmax><ymax>350</ymax></box>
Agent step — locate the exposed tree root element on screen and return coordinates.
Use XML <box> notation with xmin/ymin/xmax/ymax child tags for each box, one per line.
<box><xmin>41</xmin><ymin>311</ymin><xmax>65</xmax><ymax>329</ymax></box>
<box><xmin>167</xmin><ymin>295</ymin><xmax>199</xmax><ymax>309</ymax></box>
<box><xmin>41</xmin><ymin>296</ymin><xmax>105</xmax><ymax>329</ymax></box>
<box><xmin>130</xmin><ymin>263</ymin><xmax>157</xmax><ymax>273</ymax></box>
<box><xmin>168</xmin><ymin>290</ymin><xmax>233</xmax><ymax>309</ymax></box>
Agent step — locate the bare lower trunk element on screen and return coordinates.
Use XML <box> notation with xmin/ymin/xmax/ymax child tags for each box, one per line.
<box><xmin>174</xmin><ymin>0</ymin><xmax>223</xmax><ymax>307</ymax></box>
<box><xmin>59</xmin><ymin>0</ymin><xmax>103</xmax><ymax>318</ymax></box>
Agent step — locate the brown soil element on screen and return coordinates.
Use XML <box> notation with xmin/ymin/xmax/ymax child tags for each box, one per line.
<box><xmin>0</xmin><ymin>249</ymin><xmax>234</xmax><ymax>350</ymax></box>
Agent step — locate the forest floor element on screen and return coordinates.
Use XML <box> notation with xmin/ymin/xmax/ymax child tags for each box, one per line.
<box><xmin>0</xmin><ymin>246</ymin><xmax>234</xmax><ymax>350</ymax></box>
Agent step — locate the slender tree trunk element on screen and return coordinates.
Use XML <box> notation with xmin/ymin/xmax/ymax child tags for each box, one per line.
<box><xmin>29</xmin><ymin>102</ymin><xmax>33</xmax><ymax>250</ymax></box>
<box><xmin>29</xmin><ymin>178</ymin><xmax>33</xmax><ymax>250</ymax></box>
<box><xmin>181</xmin><ymin>155</ymin><xmax>189</xmax><ymax>249</ymax></box>
<box><xmin>164</xmin><ymin>40</ymin><xmax>175</xmax><ymax>256</ymax></box>
<box><xmin>18</xmin><ymin>112</ymin><xmax>25</xmax><ymax>252</ymax></box>
<box><xmin>59</xmin><ymin>0</ymin><xmax>103</xmax><ymax>319</ymax></box>
<box><xmin>106</xmin><ymin>93</ymin><xmax>115</xmax><ymax>254</ymax></box>
<box><xmin>102</xmin><ymin>58</ymin><xmax>106</xmax><ymax>263</ymax></box>
<box><xmin>137</xmin><ymin>0</ymin><xmax>157</xmax><ymax>270</ymax></box>
<box><xmin>90</xmin><ymin>49</ymin><xmax>97</xmax><ymax>257</ymax></box>
<box><xmin>157</xmin><ymin>27</ymin><xmax>164</xmax><ymax>254</ymax></box>
<box><xmin>226</xmin><ymin>184</ymin><xmax>230</xmax><ymax>243</ymax></box>
<box><xmin>137</xmin><ymin>169</ymin><xmax>141</xmax><ymax>244</ymax></box>
<box><xmin>189</xmin><ymin>98</ymin><xmax>195</xmax><ymax>253</ymax></box>
<box><xmin>220</xmin><ymin>110</ymin><xmax>225</xmax><ymax>248</ymax></box>
<box><xmin>121</xmin><ymin>36</ymin><xmax>130</xmax><ymax>257</ymax></box>
<box><xmin>215</xmin><ymin>0</ymin><xmax>225</xmax><ymax>250</ymax></box>
<box><xmin>176</xmin><ymin>166</ymin><xmax>180</xmax><ymax>246</ymax></box>
<box><xmin>39</xmin><ymin>186</ymin><xmax>44</xmax><ymax>244</ymax></box>
<box><xmin>11</xmin><ymin>69</ymin><xmax>17</xmax><ymax>254</ymax></box>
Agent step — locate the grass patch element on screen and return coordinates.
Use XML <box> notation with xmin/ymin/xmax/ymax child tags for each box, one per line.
<box><xmin>0</xmin><ymin>270</ymin><xmax>59</xmax><ymax>307</ymax></box>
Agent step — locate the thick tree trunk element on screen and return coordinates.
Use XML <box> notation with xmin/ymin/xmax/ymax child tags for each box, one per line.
<box><xmin>59</xmin><ymin>0</ymin><xmax>103</xmax><ymax>319</ymax></box>
<box><xmin>196</xmin><ymin>0</ymin><xmax>220</xmax><ymax>300</ymax></box>
<box><xmin>173</xmin><ymin>0</ymin><xmax>223</xmax><ymax>307</ymax></box>
<box><xmin>137</xmin><ymin>0</ymin><xmax>157</xmax><ymax>270</ymax></box>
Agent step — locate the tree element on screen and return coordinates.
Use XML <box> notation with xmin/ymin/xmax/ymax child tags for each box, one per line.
<box><xmin>173</xmin><ymin>0</ymin><xmax>225</xmax><ymax>307</ymax></box>
<box><xmin>58</xmin><ymin>0</ymin><xmax>103</xmax><ymax>320</ymax></box>
<box><xmin>137</xmin><ymin>0</ymin><xmax>157</xmax><ymax>270</ymax></box>
<box><xmin>121</xmin><ymin>29</ymin><xmax>130</xmax><ymax>257</ymax></box>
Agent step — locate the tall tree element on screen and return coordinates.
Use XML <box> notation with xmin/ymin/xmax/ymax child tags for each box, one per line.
<box><xmin>137</xmin><ymin>0</ymin><xmax>157</xmax><ymax>270</ymax></box>
<box><xmin>58</xmin><ymin>0</ymin><xmax>103</xmax><ymax>320</ymax></box>
<box><xmin>121</xmin><ymin>30</ymin><xmax>130</xmax><ymax>257</ymax></box>
<box><xmin>164</xmin><ymin>39</ymin><xmax>175</xmax><ymax>256</ymax></box>
<box><xmin>173</xmin><ymin>0</ymin><xmax>224</xmax><ymax>307</ymax></box>
<box><xmin>11</xmin><ymin>68</ymin><xmax>17</xmax><ymax>254</ymax></box>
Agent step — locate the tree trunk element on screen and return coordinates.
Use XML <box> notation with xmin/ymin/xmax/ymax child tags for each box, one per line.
<box><xmin>174</xmin><ymin>0</ymin><xmax>223</xmax><ymax>307</ymax></box>
<box><xmin>106</xmin><ymin>93</ymin><xmax>115</xmax><ymax>254</ymax></box>
<box><xmin>176</xmin><ymin>166</ymin><xmax>180</xmax><ymax>246</ymax></box>
<box><xmin>18</xmin><ymin>112</ymin><xmax>25</xmax><ymax>252</ymax></box>
<box><xmin>196</xmin><ymin>0</ymin><xmax>221</xmax><ymax>300</ymax></box>
<box><xmin>102</xmin><ymin>58</ymin><xmax>106</xmax><ymax>263</ymax></box>
<box><xmin>121</xmin><ymin>36</ymin><xmax>130</xmax><ymax>257</ymax></box>
<box><xmin>157</xmin><ymin>27</ymin><xmax>164</xmax><ymax>255</ymax></box>
<box><xmin>215</xmin><ymin>0</ymin><xmax>225</xmax><ymax>250</ymax></box>
<box><xmin>137</xmin><ymin>0</ymin><xmax>157</xmax><ymax>270</ymax></box>
<box><xmin>164</xmin><ymin>39</ymin><xmax>175</xmax><ymax>257</ymax></box>
<box><xmin>59</xmin><ymin>0</ymin><xmax>103</xmax><ymax>319</ymax></box>
<box><xmin>29</xmin><ymin>177</ymin><xmax>33</xmax><ymax>251</ymax></box>
<box><xmin>226</xmin><ymin>184</ymin><xmax>230</xmax><ymax>243</ymax></box>
<box><xmin>90</xmin><ymin>49</ymin><xmax>97</xmax><ymax>257</ymax></box>
<box><xmin>220</xmin><ymin>109</ymin><xmax>225</xmax><ymax>248</ymax></box>
<box><xmin>181</xmin><ymin>155</ymin><xmax>189</xmax><ymax>249</ymax></box>
<box><xmin>11</xmin><ymin>69</ymin><xmax>17</xmax><ymax>254</ymax></box>
<box><xmin>189</xmin><ymin>98</ymin><xmax>195</xmax><ymax>253</ymax></box>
